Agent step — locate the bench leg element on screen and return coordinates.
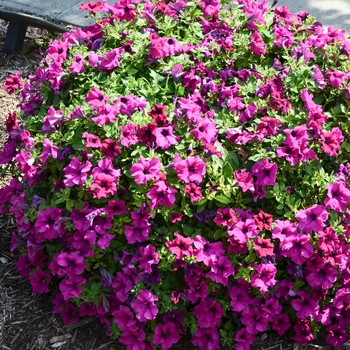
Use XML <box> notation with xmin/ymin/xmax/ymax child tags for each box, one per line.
<box><xmin>3</xmin><ymin>20</ymin><xmax>28</xmax><ymax>53</ymax></box>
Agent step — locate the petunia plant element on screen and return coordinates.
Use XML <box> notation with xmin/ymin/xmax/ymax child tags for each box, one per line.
<box><xmin>2</xmin><ymin>0</ymin><xmax>350</xmax><ymax>348</ymax></box>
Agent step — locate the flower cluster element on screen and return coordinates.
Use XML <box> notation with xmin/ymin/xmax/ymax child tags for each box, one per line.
<box><xmin>2</xmin><ymin>0</ymin><xmax>350</xmax><ymax>348</ymax></box>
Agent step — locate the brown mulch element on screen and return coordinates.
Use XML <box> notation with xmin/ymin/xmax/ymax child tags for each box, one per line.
<box><xmin>0</xmin><ymin>17</ymin><xmax>349</xmax><ymax>350</ymax></box>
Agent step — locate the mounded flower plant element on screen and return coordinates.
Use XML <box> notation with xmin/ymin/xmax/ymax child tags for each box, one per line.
<box><xmin>2</xmin><ymin>0</ymin><xmax>350</xmax><ymax>348</ymax></box>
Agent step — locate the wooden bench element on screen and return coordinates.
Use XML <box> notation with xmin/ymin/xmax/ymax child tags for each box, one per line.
<box><xmin>0</xmin><ymin>8</ymin><xmax>68</xmax><ymax>52</ymax></box>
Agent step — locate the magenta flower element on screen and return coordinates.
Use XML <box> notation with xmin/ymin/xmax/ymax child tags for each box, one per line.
<box><xmin>41</xmin><ymin>138</ymin><xmax>59</xmax><ymax>163</ymax></box>
<box><xmin>206</xmin><ymin>255</ymin><xmax>235</xmax><ymax>285</ymax></box>
<box><xmin>174</xmin><ymin>155</ymin><xmax>207</xmax><ymax>183</ymax></box>
<box><xmin>29</xmin><ymin>270</ymin><xmax>51</xmax><ymax>293</ymax></box>
<box><xmin>324</xmin><ymin>181</ymin><xmax>350</xmax><ymax>212</ymax></box>
<box><xmin>155</xmin><ymin>125</ymin><xmax>180</xmax><ymax>149</ymax></box>
<box><xmin>194</xmin><ymin>298</ymin><xmax>224</xmax><ymax>328</ymax></box>
<box><xmin>305</xmin><ymin>263</ymin><xmax>338</xmax><ymax>289</ymax></box>
<box><xmin>291</xmin><ymin>291</ymin><xmax>320</xmax><ymax>319</ymax></box>
<box><xmin>34</xmin><ymin>207</ymin><xmax>64</xmax><ymax>242</ymax></box>
<box><xmin>326</xmin><ymin>324</ymin><xmax>349</xmax><ymax>347</ymax></box>
<box><xmin>119</xmin><ymin>329</ymin><xmax>146</xmax><ymax>350</ymax></box>
<box><xmin>91</xmin><ymin>103</ymin><xmax>118</xmax><ymax>124</ymax></box>
<box><xmin>229</xmin><ymin>283</ymin><xmax>252</xmax><ymax>313</ymax></box>
<box><xmin>153</xmin><ymin>323</ymin><xmax>180</xmax><ymax>350</ymax></box>
<box><xmin>251</xmin><ymin>158</ymin><xmax>278</xmax><ymax>186</ymax></box>
<box><xmin>112</xmin><ymin>305</ymin><xmax>137</xmax><ymax>332</ymax></box>
<box><xmin>191</xmin><ymin>327</ymin><xmax>220</xmax><ymax>350</ymax></box>
<box><xmin>190</xmin><ymin>115</ymin><xmax>218</xmax><ymax>144</ymax></box>
<box><xmin>241</xmin><ymin>306</ymin><xmax>269</xmax><ymax>334</ymax></box>
<box><xmin>272</xmin><ymin>314</ymin><xmax>291</xmax><ymax>336</ymax></box>
<box><xmin>63</xmin><ymin>157</ymin><xmax>92</xmax><ymax>186</ymax></box>
<box><xmin>124</xmin><ymin>224</ymin><xmax>151</xmax><ymax>244</ymax></box>
<box><xmin>147</xmin><ymin>180</ymin><xmax>177</xmax><ymax>209</ymax></box>
<box><xmin>130</xmin><ymin>156</ymin><xmax>162</xmax><ymax>185</ymax></box>
<box><xmin>251</xmin><ymin>263</ymin><xmax>277</xmax><ymax>293</ymax></box>
<box><xmin>59</xmin><ymin>276</ymin><xmax>86</xmax><ymax>301</ymax></box>
<box><xmin>120</xmin><ymin>122</ymin><xmax>138</xmax><ymax>147</ymax></box>
<box><xmin>235</xmin><ymin>328</ymin><xmax>256</xmax><ymax>350</ymax></box>
<box><xmin>249</xmin><ymin>32</ymin><xmax>266</xmax><ymax>56</ymax></box>
<box><xmin>137</xmin><ymin>244</ymin><xmax>159</xmax><ymax>273</ymax></box>
<box><xmin>280</xmin><ymin>232</ymin><xmax>314</xmax><ymax>264</ymax></box>
<box><xmin>112</xmin><ymin>272</ymin><xmax>133</xmax><ymax>302</ymax></box>
<box><xmin>193</xmin><ymin>235</ymin><xmax>225</xmax><ymax>266</ymax></box>
<box><xmin>55</xmin><ymin>251</ymin><xmax>88</xmax><ymax>276</ymax></box>
<box><xmin>293</xmin><ymin>319</ymin><xmax>314</xmax><ymax>345</ymax></box>
<box><xmin>131</xmin><ymin>289</ymin><xmax>158</xmax><ymax>322</ymax></box>
<box><xmin>295</xmin><ymin>204</ymin><xmax>329</xmax><ymax>233</ymax></box>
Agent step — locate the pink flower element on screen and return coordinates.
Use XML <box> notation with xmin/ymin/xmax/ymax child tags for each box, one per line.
<box><xmin>120</xmin><ymin>122</ymin><xmax>138</xmax><ymax>147</ymax></box>
<box><xmin>213</xmin><ymin>207</ymin><xmax>237</xmax><ymax>228</ymax></box>
<box><xmin>90</xmin><ymin>173</ymin><xmax>117</xmax><ymax>199</ymax></box>
<box><xmin>82</xmin><ymin>131</ymin><xmax>102</xmax><ymax>148</ymax></box>
<box><xmin>153</xmin><ymin>323</ymin><xmax>180</xmax><ymax>350</ymax></box>
<box><xmin>131</xmin><ymin>289</ymin><xmax>158</xmax><ymax>322</ymax></box>
<box><xmin>296</xmin><ymin>204</ymin><xmax>329</xmax><ymax>233</ymax></box>
<box><xmin>184</xmin><ymin>182</ymin><xmax>203</xmax><ymax>202</ymax></box>
<box><xmin>130</xmin><ymin>157</ymin><xmax>162</xmax><ymax>185</ymax></box>
<box><xmin>29</xmin><ymin>270</ymin><xmax>51</xmax><ymax>293</ymax></box>
<box><xmin>166</xmin><ymin>232</ymin><xmax>193</xmax><ymax>259</ymax></box>
<box><xmin>41</xmin><ymin>138</ymin><xmax>59</xmax><ymax>163</ymax></box>
<box><xmin>249</xmin><ymin>32</ymin><xmax>266</xmax><ymax>56</ymax></box>
<box><xmin>234</xmin><ymin>169</ymin><xmax>255</xmax><ymax>192</ymax></box>
<box><xmin>320</xmin><ymin>127</ymin><xmax>344</xmax><ymax>156</ymax></box>
<box><xmin>190</xmin><ymin>115</ymin><xmax>218</xmax><ymax>144</ymax></box>
<box><xmin>324</xmin><ymin>181</ymin><xmax>350</xmax><ymax>212</ymax></box>
<box><xmin>191</xmin><ymin>327</ymin><xmax>220</xmax><ymax>350</ymax></box>
<box><xmin>174</xmin><ymin>155</ymin><xmax>207</xmax><ymax>183</ymax></box>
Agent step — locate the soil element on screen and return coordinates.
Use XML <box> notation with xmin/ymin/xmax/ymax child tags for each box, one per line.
<box><xmin>0</xmin><ymin>17</ymin><xmax>347</xmax><ymax>350</ymax></box>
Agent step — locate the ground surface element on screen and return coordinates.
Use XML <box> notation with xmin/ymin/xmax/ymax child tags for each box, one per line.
<box><xmin>0</xmin><ymin>18</ymin><xmax>348</xmax><ymax>350</ymax></box>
